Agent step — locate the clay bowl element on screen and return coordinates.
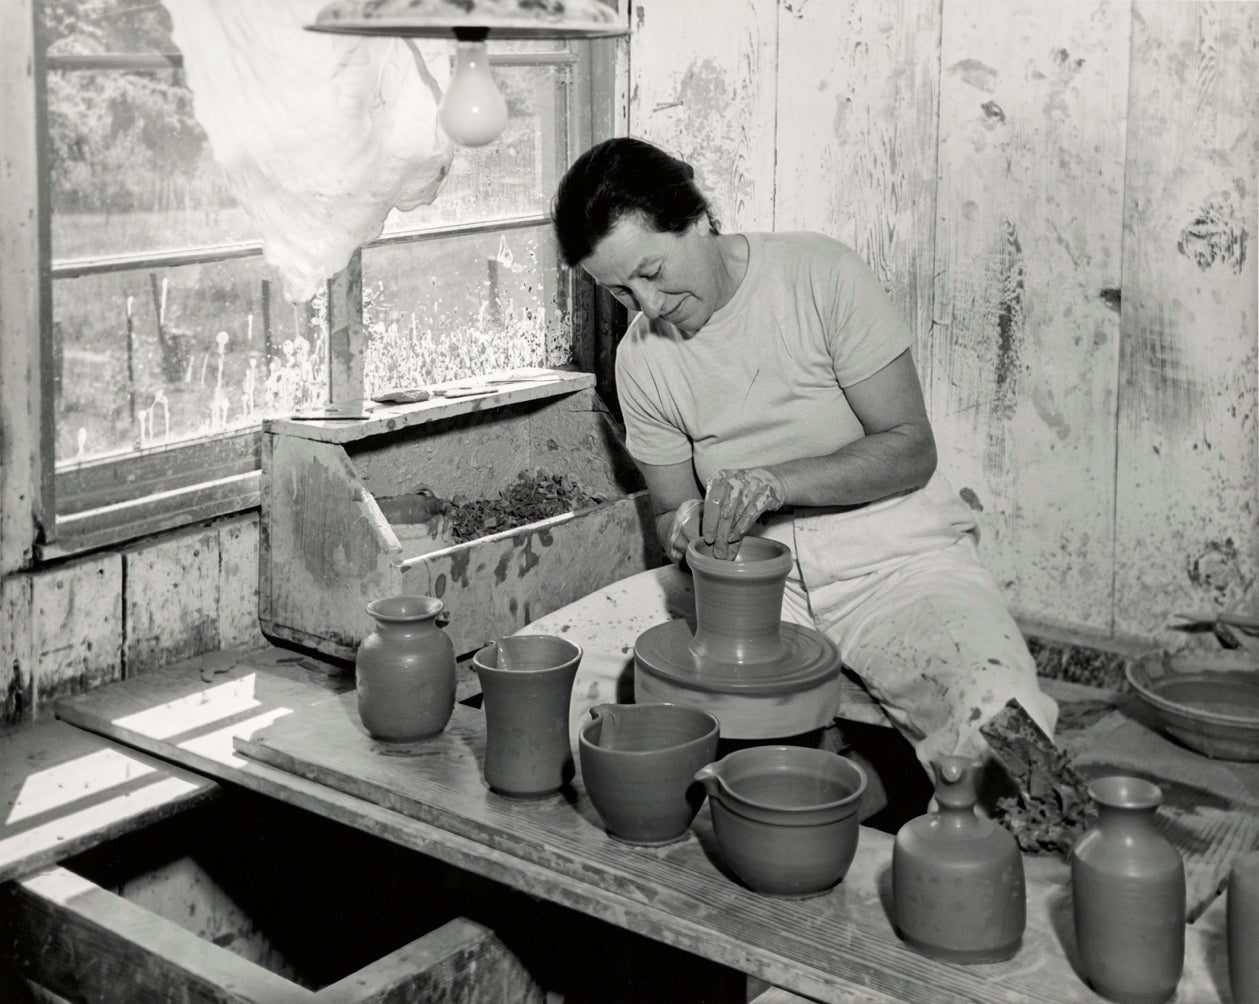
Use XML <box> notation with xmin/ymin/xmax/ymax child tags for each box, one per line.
<box><xmin>695</xmin><ymin>746</ymin><xmax>867</xmax><ymax>898</ymax></box>
<box><xmin>579</xmin><ymin>703</ymin><xmax>721</xmax><ymax>845</ymax></box>
<box><xmin>1126</xmin><ymin>652</ymin><xmax>1259</xmax><ymax>761</ymax></box>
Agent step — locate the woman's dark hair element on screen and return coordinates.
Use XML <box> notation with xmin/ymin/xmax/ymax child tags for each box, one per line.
<box><xmin>551</xmin><ymin>137</ymin><xmax>718</xmax><ymax>266</ymax></box>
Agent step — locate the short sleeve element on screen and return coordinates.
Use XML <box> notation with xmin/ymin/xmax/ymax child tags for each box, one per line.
<box><xmin>821</xmin><ymin>247</ymin><xmax>914</xmax><ymax>388</ymax></box>
<box><xmin>614</xmin><ymin>321</ymin><xmax>693</xmax><ymax>467</ymax></box>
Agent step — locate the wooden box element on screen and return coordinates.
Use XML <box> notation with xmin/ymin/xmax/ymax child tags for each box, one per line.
<box><xmin>259</xmin><ymin>370</ymin><xmax>661</xmax><ymax>662</ymax></box>
<box><xmin>5</xmin><ymin>793</ymin><xmax>544</xmax><ymax>1003</ymax></box>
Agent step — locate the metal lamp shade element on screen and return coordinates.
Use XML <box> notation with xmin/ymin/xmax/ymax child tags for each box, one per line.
<box><xmin>307</xmin><ymin>0</ymin><xmax>628</xmax><ymax>38</ymax></box>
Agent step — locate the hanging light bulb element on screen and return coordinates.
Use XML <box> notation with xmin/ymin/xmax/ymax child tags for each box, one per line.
<box><xmin>439</xmin><ymin>29</ymin><xmax>508</xmax><ymax>147</ymax></box>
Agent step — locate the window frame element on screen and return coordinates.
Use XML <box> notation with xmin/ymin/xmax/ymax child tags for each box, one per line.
<box><xmin>22</xmin><ymin>15</ymin><xmax>616</xmax><ymax>563</ymax></box>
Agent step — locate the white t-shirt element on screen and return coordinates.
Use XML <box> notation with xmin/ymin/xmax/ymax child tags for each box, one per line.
<box><xmin>615</xmin><ymin>231</ymin><xmax>913</xmax><ymax>487</ymax></box>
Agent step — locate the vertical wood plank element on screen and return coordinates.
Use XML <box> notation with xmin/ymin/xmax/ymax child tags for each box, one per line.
<box><xmin>124</xmin><ymin>528</ymin><xmax>221</xmax><ymax>674</ymax></box>
<box><xmin>629</xmin><ymin>0</ymin><xmax>778</xmax><ymax>231</ymax></box>
<box><xmin>774</xmin><ymin>0</ymin><xmax>942</xmax><ymax>378</ymax></box>
<box><xmin>217</xmin><ymin>516</ymin><xmax>266</xmax><ymax>652</ymax></box>
<box><xmin>0</xmin><ymin>0</ymin><xmax>46</xmax><ymax>574</ymax></box>
<box><xmin>30</xmin><ymin>556</ymin><xmax>123</xmax><ymax>718</ymax></box>
<box><xmin>932</xmin><ymin>0</ymin><xmax>1130</xmax><ymax>633</ymax></box>
<box><xmin>1115</xmin><ymin>1</ymin><xmax>1259</xmax><ymax>637</ymax></box>
<box><xmin>1</xmin><ymin>573</ymin><xmax>34</xmax><ymax>725</ymax></box>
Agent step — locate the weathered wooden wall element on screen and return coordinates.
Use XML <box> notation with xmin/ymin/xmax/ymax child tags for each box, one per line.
<box><xmin>628</xmin><ymin>0</ymin><xmax>1258</xmax><ymax>645</ymax></box>
<box><xmin>1</xmin><ymin>516</ymin><xmax>266</xmax><ymax>726</ymax></box>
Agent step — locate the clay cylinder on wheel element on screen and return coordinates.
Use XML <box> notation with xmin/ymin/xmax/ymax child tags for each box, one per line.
<box><xmin>355</xmin><ymin>595</ymin><xmax>456</xmax><ymax>742</ymax></box>
<box><xmin>686</xmin><ymin>537</ymin><xmax>792</xmax><ymax>665</ymax></box>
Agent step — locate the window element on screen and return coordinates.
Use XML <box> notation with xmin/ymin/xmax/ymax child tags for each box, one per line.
<box><xmin>34</xmin><ymin>0</ymin><xmax>610</xmax><ymax>557</ymax></box>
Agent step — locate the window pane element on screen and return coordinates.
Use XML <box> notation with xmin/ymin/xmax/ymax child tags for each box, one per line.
<box><xmin>45</xmin><ymin>3</ymin><xmax>252</xmax><ymax>257</ymax></box>
<box><xmin>361</xmin><ymin>226</ymin><xmax>571</xmax><ymax>393</ymax></box>
<box><xmin>53</xmin><ymin>261</ymin><xmax>327</xmax><ymax>466</ymax></box>
<box><xmin>382</xmin><ymin>62</ymin><xmax>566</xmax><ymax>232</ymax></box>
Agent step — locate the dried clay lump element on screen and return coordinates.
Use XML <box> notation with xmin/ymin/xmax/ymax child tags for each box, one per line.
<box><xmin>163</xmin><ymin>0</ymin><xmax>455</xmax><ymax>303</ymax></box>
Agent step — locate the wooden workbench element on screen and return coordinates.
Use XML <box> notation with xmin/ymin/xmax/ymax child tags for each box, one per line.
<box><xmin>51</xmin><ymin>643</ymin><xmax>1253</xmax><ymax>1004</ymax></box>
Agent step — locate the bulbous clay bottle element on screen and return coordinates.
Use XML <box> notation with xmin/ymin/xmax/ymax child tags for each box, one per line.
<box><xmin>355</xmin><ymin>595</ymin><xmax>456</xmax><ymax>742</ymax></box>
<box><xmin>1071</xmin><ymin>776</ymin><xmax>1185</xmax><ymax>1004</ymax></box>
<box><xmin>892</xmin><ymin>755</ymin><xmax>1026</xmax><ymax>963</ymax></box>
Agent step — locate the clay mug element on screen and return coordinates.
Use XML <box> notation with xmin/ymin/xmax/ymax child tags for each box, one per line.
<box><xmin>578</xmin><ymin>703</ymin><xmax>720</xmax><ymax>845</ymax></box>
<box><xmin>355</xmin><ymin>594</ymin><xmax>456</xmax><ymax>742</ymax></box>
<box><xmin>695</xmin><ymin>745</ymin><xmax>866</xmax><ymax>898</ymax></box>
<box><xmin>472</xmin><ymin>634</ymin><xmax>582</xmax><ymax>798</ymax></box>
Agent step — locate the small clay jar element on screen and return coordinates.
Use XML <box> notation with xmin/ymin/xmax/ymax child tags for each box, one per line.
<box><xmin>1229</xmin><ymin>850</ymin><xmax>1259</xmax><ymax>1004</ymax></box>
<box><xmin>1071</xmin><ymin>776</ymin><xmax>1185</xmax><ymax>1004</ymax></box>
<box><xmin>355</xmin><ymin>595</ymin><xmax>456</xmax><ymax>742</ymax></box>
<box><xmin>892</xmin><ymin>755</ymin><xmax>1026</xmax><ymax>963</ymax></box>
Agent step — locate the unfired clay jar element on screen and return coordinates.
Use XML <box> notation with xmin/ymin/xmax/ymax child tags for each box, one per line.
<box><xmin>578</xmin><ymin>702</ymin><xmax>720</xmax><ymax>845</ymax></box>
<box><xmin>1071</xmin><ymin>776</ymin><xmax>1185</xmax><ymax>1004</ymax></box>
<box><xmin>694</xmin><ymin>745</ymin><xmax>866</xmax><ymax>898</ymax></box>
<box><xmin>1229</xmin><ymin>850</ymin><xmax>1259</xmax><ymax>1004</ymax></box>
<box><xmin>472</xmin><ymin>634</ymin><xmax>582</xmax><ymax>798</ymax></box>
<box><xmin>892</xmin><ymin>755</ymin><xmax>1026</xmax><ymax>963</ymax></box>
<box><xmin>355</xmin><ymin>595</ymin><xmax>456</xmax><ymax>742</ymax></box>
<box><xmin>687</xmin><ymin>536</ymin><xmax>793</xmax><ymax>664</ymax></box>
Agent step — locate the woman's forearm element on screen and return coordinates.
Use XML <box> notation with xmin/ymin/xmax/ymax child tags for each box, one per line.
<box><xmin>767</xmin><ymin>421</ymin><xmax>937</xmax><ymax>508</ymax></box>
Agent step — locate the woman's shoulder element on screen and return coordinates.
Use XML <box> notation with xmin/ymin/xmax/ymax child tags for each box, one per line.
<box><xmin>749</xmin><ymin>231</ymin><xmax>863</xmax><ymax>271</ymax></box>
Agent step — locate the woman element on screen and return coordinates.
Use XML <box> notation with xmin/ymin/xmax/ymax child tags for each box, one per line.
<box><xmin>551</xmin><ymin>136</ymin><xmax>1058</xmax><ymax>777</ymax></box>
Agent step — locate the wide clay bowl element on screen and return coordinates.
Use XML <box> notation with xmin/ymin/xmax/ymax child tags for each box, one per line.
<box><xmin>1125</xmin><ymin>652</ymin><xmax>1259</xmax><ymax>761</ymax></box>
<box><xmin>579</xmin><ymin>703</ymin><xmax>721</xmax><ymax>845</ymax></box>
<box><xmin>695</xmin><ymin>745</ymin><xmax>867</xmax><ymax>898</ymax></box>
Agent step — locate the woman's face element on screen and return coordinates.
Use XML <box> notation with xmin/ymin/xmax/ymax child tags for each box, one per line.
<box><xmin>578</xmin><ymin>213</ymin><xmax>724</xmax><ymax>334</ymax></box>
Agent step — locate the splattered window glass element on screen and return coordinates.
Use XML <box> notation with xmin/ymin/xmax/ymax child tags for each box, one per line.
<box><xmin>41</xmin><ymin>0</ymin><xmax>598</xmax><ymax>547</ymax></box>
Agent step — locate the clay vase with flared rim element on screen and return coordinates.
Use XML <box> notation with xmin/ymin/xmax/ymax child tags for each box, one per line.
<box><xmin>685</xmin><ymin>537</ymin><xmax>792</xmax><ymax>665</ymax></box>
<box><xmin>578</xmin><ymin>703</ymin><xmax>720</xmax><ymax>846</ymax></box>
<box><xmin>355</xmin><ymin>595</ymin><xmax>457</xmax><ymax>742</ymax></box>
<box><xmin>1071</xmin><ymin>776</ymin><xmax>1186</xmax><ymax>1004</ymax></box>
<box><xmin>472</xmin><ymin>635</ymin><xmax>582</xmax><ymax>799</ymax></box>
<box><xmin>892</xmin><ymin>755</ymin><xmax>1026</xmax><ymax>963</ymax></box>
<box><xmin>1228</xmin><ymin>850</ymin><xmax>1259</xmax><ymax>1004</ymax></box>
<box><xmin>694</xmin><ymin>745</ymin><xmax>866</xmax><ymax>898</ymax></box>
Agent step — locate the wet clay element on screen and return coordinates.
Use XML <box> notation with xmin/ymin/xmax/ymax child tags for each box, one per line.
<box><xmin>634</xmin><ymin>538</ymin><xmax>841</xmax><ymax>739</ymax></box>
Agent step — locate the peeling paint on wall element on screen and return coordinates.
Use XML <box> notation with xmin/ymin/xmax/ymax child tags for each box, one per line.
<box><xmin>947</xmin><ymin>57</ymin><xmax>998</xmax><ymax>92</ymax></box>
<box><xmin>980</xmin><ymin>100</ymin><xmax>1006</xmax><ymax>126</ymax></box>
<box><xmin>994</xmin><ymin>219</ymin><xmax>1025</xmax><ymax>397</ymax></box>
<box><xmin>1178</xmin><ymin>191</ymin><xmax>1249</xmax><ymax>273</ymax></box>
<box><xmin>1187</xmin><ymin>537</ymin><xmax>1249</xmax><ymax>598</ymax></box>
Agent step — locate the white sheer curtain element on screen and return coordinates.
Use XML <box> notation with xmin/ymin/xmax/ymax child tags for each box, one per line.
<box><xmin>163</xmin><ymin>0</ymin><xmax>455</xmax><ymax>302</ymax></box>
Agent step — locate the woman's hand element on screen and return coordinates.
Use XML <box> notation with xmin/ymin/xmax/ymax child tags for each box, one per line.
<box><xmin>702</xmin><ymin>467</ymin><xmax>786</xmax><ymax>559</ymax></box>
<box><xmin>663</xmin><ymin>498</ymin><xmax>703</xmax><ymax>564</ymax></box>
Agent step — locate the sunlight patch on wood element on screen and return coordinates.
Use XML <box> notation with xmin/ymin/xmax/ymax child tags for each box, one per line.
<box><xmin>7</xmin><ymin>747</ymin><xmax>156</xmax><ymax>824</ymax></box>
<box><xmin>112</xmin><ymin>673</ymin><xmax>263</xmax><ymax>739</ymax></box>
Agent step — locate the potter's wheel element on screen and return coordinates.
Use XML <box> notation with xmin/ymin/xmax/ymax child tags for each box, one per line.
<box><xmin>634</xmin><ymin>618</ymin><xmax>842</xmax><ymax>740</ymax></box>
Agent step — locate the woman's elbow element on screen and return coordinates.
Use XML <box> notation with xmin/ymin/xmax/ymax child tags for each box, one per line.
<box><xmin>913</xmin><ymin>424</ymin><xmax>938</xmax><ymax>487</ymax></box>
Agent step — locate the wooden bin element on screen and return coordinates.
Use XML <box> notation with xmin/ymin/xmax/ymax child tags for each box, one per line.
<box><xmin>4</xmin><ymin>794</ymin><xmax>544</xmax><ymax>1003</ymax></box>
<box><xmin>259</xmin><ymin>370</ymin><xmax>661</xmax><ymax>662</ymax></box>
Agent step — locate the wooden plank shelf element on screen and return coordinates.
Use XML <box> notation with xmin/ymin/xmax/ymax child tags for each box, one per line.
<box><xmin>0</xmin><ymin>718</ymin><xmax>218</xmax><ymax>886</ymax></box>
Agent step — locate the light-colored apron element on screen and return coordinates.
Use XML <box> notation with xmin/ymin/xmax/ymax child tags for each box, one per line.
<box><xmin>764</xmin><ymin>473</ymin><xmax>1059</xmax><ymax>768</ymax></box>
